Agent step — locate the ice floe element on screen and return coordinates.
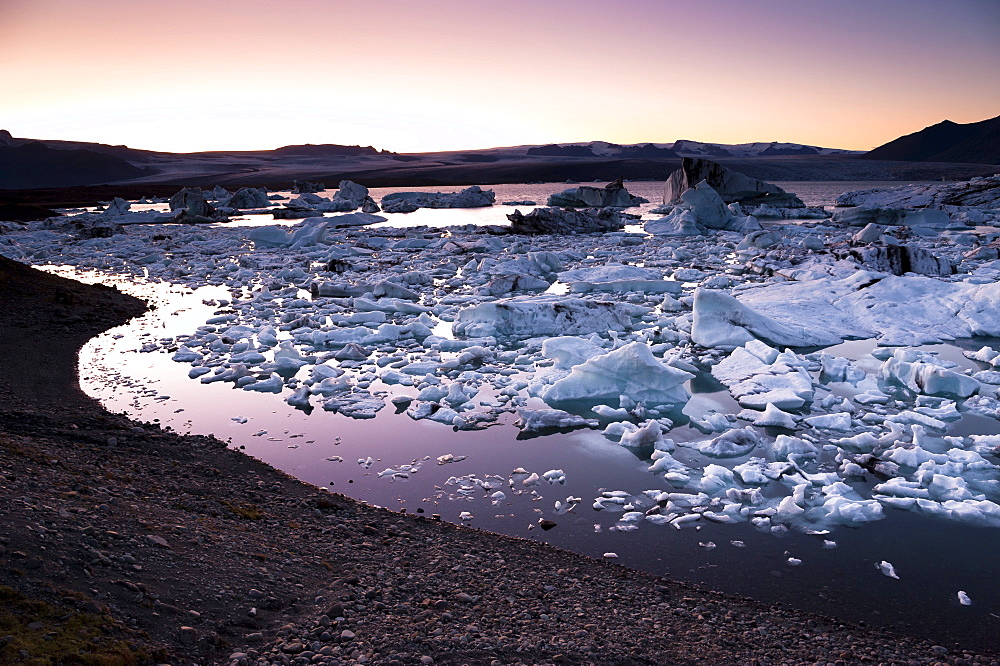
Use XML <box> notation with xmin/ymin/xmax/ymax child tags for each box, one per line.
<box><xmin>3</xmin><ymin>172</ymin><xmax>1000</xmax><ymax>556</ymax></box>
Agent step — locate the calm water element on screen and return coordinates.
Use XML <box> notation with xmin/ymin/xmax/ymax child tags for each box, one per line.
<box><xmin>66</xmin><ymin>180</ymin><xmax>1000</xmax><ymax>652</ymax></box>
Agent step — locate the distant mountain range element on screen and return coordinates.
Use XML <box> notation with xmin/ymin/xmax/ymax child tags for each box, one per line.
<box><xmin>0</xmin><ymin>121</ymin><xmax>997</xmax><ymax>194</ymax></box>
<box><xmin>524</xmin><ymin>139</ymin><xmax>861</xmax><ymax>159</ymax></box>
<box><xmin>0</xmin><ymin>131</ymin><xmax>152</xmax><ymax>188</ymax></box>
<box><xmin>861</xmin><ymin>115</ymin><xmax>1000</xmax><ymax>165</ymax></box>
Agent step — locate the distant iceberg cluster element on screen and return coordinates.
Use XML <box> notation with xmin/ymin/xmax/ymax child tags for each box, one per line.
<box><xmin>3</xmin><ymin>170</ymin><xmax>1000</xmax><ymax>541</ymax></box>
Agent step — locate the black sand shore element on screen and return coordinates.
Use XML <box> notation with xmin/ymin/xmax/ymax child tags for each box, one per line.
<box><xmin>0</xmin><ymin>255</ymin><xmax>996</xmax><ymax>664</ymax></box>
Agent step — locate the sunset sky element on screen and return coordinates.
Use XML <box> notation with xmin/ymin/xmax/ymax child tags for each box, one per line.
<box><xmin>2</xmin><ymin>0</ymin><xmax>998</xmax><ymax>153</ymax></box>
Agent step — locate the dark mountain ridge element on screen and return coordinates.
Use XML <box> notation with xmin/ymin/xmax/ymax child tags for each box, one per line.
<box><xmin>862</xmin><ymin>115</ymin><xmax>1000</xmax><ymax>165</ymax></box>
<box><xmin>0</xmin><ymin>142</ymin><xmax>152</xmax><ymax>189</ymax></box>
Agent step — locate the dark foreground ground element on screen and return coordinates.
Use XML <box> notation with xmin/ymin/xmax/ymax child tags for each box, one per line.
<box><xmin>0</xmin><ymin>254</ymin><xmax>997</xmax><ymax>665</ymax></box>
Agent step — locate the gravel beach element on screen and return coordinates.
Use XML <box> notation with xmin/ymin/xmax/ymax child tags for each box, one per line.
<box><xmin>1</xmin><ymin>254</ymin><xmax>995</xmax><ymax>665</ymax></box>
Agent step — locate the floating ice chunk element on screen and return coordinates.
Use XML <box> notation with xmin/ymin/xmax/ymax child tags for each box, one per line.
<box><xmin>509</xmin><ymin>468</ymin><xmax>530</xmax><ymax>486</ymax></box>
<box><xmin>558</xmin><ymin>264</ymin><xmax>681</xmax><ymax>295</ymax></box>
<box><xmin>733</xmin><ymin>458</ymin><xmax>770</xmax><ymax>485</ymax></box>
<box><xmin>832</xmin><ymin>205</ymin><xmax>951</xmax><ymax>229</ymax></box>
<box><xmin>734</xmin><ymin>273</ymin><xmax>1000</xmax><ymax>347</ymax></box>
<box><xmin>886</xmin><ymin>410</ymin><xmax>948</xmax><ymax>431</ymax></box>
<box><xmin>819</xmin><ymin>354</ymin><xmax>866</xmax><ymax>385</ymax></box>
<box><xmin>541</xmin><ymin>342</ymin><xmax>692</xmax><ymax>406</ymax></box>
<box><xmin>554</xmin><ymin>496</ymin><xmax>581</xmax><ymax>514</ymax></box>
<box><xmin>508</xmin><ymin>206</ymin><xmax>626</xmax><ymax>234</ymax></box>
<box><xmin>453</xmin><ymin>296</ymin><xmax>646</xmax><ymax>339</ymax></box>
<box><xmin>787</xmin><ymin>557</ymin><xmax>802</xmax><ymax>566</ymax></box>
<box><xmin>311</xmin><ymin>375</ymin><xmax>352</xmax><ymax>396</ymax></box>
<box><xmin>602</xmin><ymin>552</ymin><xmax>618</xmax><ymax>559</ymax></box>
<box><xmin>692</xmin><ymin>288</ymin><xmax>839</xmax><ymax>348</ymax></box>
<box><xmin>686</xmin><ymin>410</ymin><xmax>730</xmax><ymax>434</ymax></box>
<box><xmin>855</xmin><ymin>389</ymin><xmax>891</xmax><ymax>405</ymax></box>
<box><xmin>323</xmin><ymin>392</ymin><xmax>385</xmax><ymax>418</ymax></box>
<box><xmin>248</xmin><ymin>225</ymin><xmax>294</xmax><ymax>249</ymax></box>
<box><xmin>540</xmin><ymin>336</ymin><xmax>607</xmax><ymax>370</ymax></box>
<box><xmin>241</xmin><ymin>373</ymin><xmax>285</xmax><ymax>393</ymax></box>
<box><xmin>542</xmin><ymin>469</ymin><xmax>566</xmax><ymax>484</ymax></box>
<box><xmin>648</xmin><ymin>450</ymin><xmax>688</xmax><ymax>480</ymax></box>
<box><xmin>804</xmin><ymin>412</ymin><xmax>853</xmax><ymax>431</ymax></box>
<box><xmin>593</xmin><ymin>494</ymin><xmax>629</xmax><ymax>512</ymax></box>
<box><xmin>674</xmin><ymin>181</ymin><xmax>761</xmax><ymax>232</ymax></box>
<box><xmin>516</xmin><ymin>409</ymin><xmax>598</xmax><ymax>433</ymax></box>
<box><xmin>850</xmin><ymin>244</ymin><xmax>955</xmax><ymax>277</ymax></box>
<box><xmin>459</xmin><ymin>511</ymin><xmax>474</xmax><ymax>521</ymax></box>
<box><xmin>671</xmin><ymin>513</ymin><xmax>702</xmax><ymax>529</ymax></box>
<box><xmin>813</xmin><ymin>483</ymin><xmax>885</xmax><ymax>525</ymax></box>
<box><xmin>958</xmin><ymin>590</ymin><xmax>972</xmax><ymax>606</ymax></box>
<box><xmin>873</xmin><ymin>477</ymin><xmax>929</xmax><ymax>499</ymax></box>
<box><xmin>749</xmin><ymin>403</ymin><xmax>798</xmax><ymax>429</ymax></box>
<box><xmin>644</xmin><ymin>209</ymin><xmax>704</xmax><ymax>236</ymax></box>
<box><xmin>618</xmin><ymin>420</ymin><xmax>666</xmax><ymax>449</ymax></box>
<box><xmin>226</xmin><ymin>186</ymin><xmax>270</xmax><ymax>209</ymax></box>
<box><xmin>878</xmin><ymin>349</ymin><xmax>980</xmax><ymax>398</ymax></box>
<box><xmin>691</xmin><ymin>427</ymin><xmax>760</xmax><ymax>459</ymax></box>
<box><xmin>231</xmin><ymin>349</ymin><xmax>267</xmax><ymax>365</ymax></box>
<box><xmin>286</xmin><ymin>386</ymin><xmax>311</xmax><ymax>409</ymax></box>
<box><xmin>593</xmin><ymin>404</ymin><xmax>632</xmax><ymax>420</ymax></box>
<box><xmin>774</xmin><ymin>495</ymin><xmax>805</xmax><ymax>521</ymax></box>
<box><xmin>713</xmin><ymin>346</ymin><xmax>814</xmax><ymax>410</ymax></box>
<box><xmin>171</xmin><ymin>345</ymin><xmax>203</xmax><ymax>363</ymax></box>
<box><xmin>201</xmin><ymin>364</ymin><xmax>253</xmax><ymax>384</ymax></box>
<box><xmin>772</xmin><ymin>435</ymin><xmax>818</xmax><ymax>462</ymax></box>
<box><xmin>418</xmin><ymin>385</ymin><xmax>447</xmax><ymax>402</ymax></box>
<box><xmin>382</xmin><ymin>185</ymin><xmax>494</xmax><ymax>209</ymax></box>
<box><xmin>877</xmin><ymin>561</ymin><xmax>899</xmax><ymax>579</ymax></box>
<box><xmin>547</xmin><ymin>181</ymin><xmax>647</xmax><ymax>208</ymax></box>
<box><xmin>644</xmin><ymin>514</ymin><xmax>674</xmax><ymax>525</ymax></box>
<box><xmin>725</xmin><ymin>487</ymin><xmax>764</xmax><ymax>506</ymax></box>
<box><xmin>966</xmin><ymin>346</ymin><xmax>999</xmax><ymax>365</ymax></box>
<box><xmin>698</xmin><ymin>464</ymin><xmax>738</xmax><ymax>494</ymax></box>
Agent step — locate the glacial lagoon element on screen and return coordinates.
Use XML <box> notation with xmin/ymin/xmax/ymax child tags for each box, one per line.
<box><xmin>11</xmin><ymin>180</ymin><xmax>1000</xmax><ymax>650</ymax></box>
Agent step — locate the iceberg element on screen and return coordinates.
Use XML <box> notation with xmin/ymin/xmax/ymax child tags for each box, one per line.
<box><xmin>877</xmin><ymin>349</ymin><xmax>980</xmax><ymax>398</ymax></box>
<box><xmin>381</xmin><ymin>185</ymin><xmax>494</xmax><ymax>209</ymax></box>
<box><xmin>732</xmin><ymin>272</ymin><xmax>1000</xmax><ymax>347</ymax></box>
<box><xmin>691</xmin><ymin>427</ymin><xmax>760</xmax><ymax>459</ymax></box>
<box><xmin>453</xmin><ymin>296</ymin><xmax>646</xmax><ymax>339</ymax></box>
<box><xmin>691</xmin><ymin>288</ymin><xmax>840</xmax><ymax>348</ymax></box>
<box><xmin>645</xmin><ymin>181</ymin><xmax>761</xmax><ymax>236</ymax></box>
<box><xmin>226</xmin><ymin>187</ymin><xmax>270</xmax><ymax>209</ymax></box>
<box><xmin>836</xmin><ymin>175</ymin><xmax>1000</xmax><ymax>209</ymax></box>
<box><xmin>547</xmin><ymin>179</ymin><xmax>648</xmax><ymax>208</ymax></box>
<box><xmin>557</xmin><ymin>263</ymin><xmax>681</xmax><ymax>294</ymax></box>
<box><xmin>507</xmin><ymin>207</ymin><xmax>626</xmax><ymax>235</ymax></box>
<box><xmin>663</xmin><ymin>158</ymin><xmax>805</xmax><ymax>207</ymax></box>
<box><xmin>832</xmin><ymin>206</ymin><xmax>952</xmax><ymax>229</ymax></box>
<box><xmin>540</xmin><ymin>341</ymin><xmax>692</xmax><ymax>406</ymax></box>
<box><xmin>711</xmin><ymin>343</ymin><xmax>814</xmax><ymax>410</ymax></box>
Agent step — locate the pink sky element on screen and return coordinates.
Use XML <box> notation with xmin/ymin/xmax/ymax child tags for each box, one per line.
<box><xmin>1</xmin><ymin>0</ymin><xmax>997</xmax><ymax>152</ymax></box>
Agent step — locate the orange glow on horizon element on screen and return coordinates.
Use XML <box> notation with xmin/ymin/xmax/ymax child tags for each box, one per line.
<box><xmin>1</xmin><ymin>0</ymin><xmax>997</xmax><ymax>154</ymax></box>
